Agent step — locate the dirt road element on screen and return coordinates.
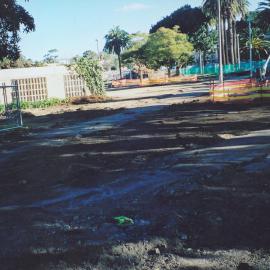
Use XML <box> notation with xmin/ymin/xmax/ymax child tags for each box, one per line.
<box><xmin>1</xmin><ymin>82</ymin><xmax>270</xmax><ymax>270</ymax></box>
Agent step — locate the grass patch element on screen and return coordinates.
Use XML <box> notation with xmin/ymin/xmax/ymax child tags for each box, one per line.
<box><xmin>0</xmin><ymin>95</ymin><xmax>110</xmax><ymax>114</ymax></box>
<box><xmin>20</xmin><ymin>98</ymin><xmax>69</xmax><ymax>110</ymax></box>
<box><xmin>0</xmin><ymin>98</ymin><xmax>68</xmax><ymax>113</ymax></box>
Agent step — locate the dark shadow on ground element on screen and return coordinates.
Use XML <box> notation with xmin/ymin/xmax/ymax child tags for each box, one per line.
<box><xmin>1</xmin><ymin>100</ymin><xmax>270</xmax><ymax>269</ymax></box>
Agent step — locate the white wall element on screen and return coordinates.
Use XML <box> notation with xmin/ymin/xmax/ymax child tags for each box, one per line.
<box><xmin>0</xmin><ymin>65</ymin><xmax>70</xmax><ymax>101</ymax></box>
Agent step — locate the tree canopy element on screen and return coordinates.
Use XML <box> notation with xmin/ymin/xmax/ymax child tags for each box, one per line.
<box><xmin>150</xmin><ymin>5</ymin><xmax>208</xmax><ymax>35</ymax></box>
<box><xmin>122</xmin><ymin>33</ymin><xmax>148</xmax><ymax>68</ymax></box>
<box><xmin>143</xmin><ymin>27</ymin><xmax>193</xmax><ymax>75</ymax></box>
<box><xmin>0</xmin><ymin>56</ymin><xmax>43</xmax><ymax>69</ymax></box>
<box><xmin>256</xmin><ymin>0</ymin><xmax>270</xmax><ymax>32</ymax></box>
<box><xmin>83</xmin><ymin>50</ymin><xmax>99</xmax><ymax>60</ymax></box>
<box><xmin>0</xmin><ymin>0</ymin><xmax>35</xmax><ymax>61</ymax></box>
<box><xmin>190</xmin><ymin>24</ymin><xmax>217</xmax><ymax>55</ymax></box>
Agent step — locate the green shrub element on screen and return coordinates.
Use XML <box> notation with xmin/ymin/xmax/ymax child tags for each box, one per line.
<box><xmin>0</xmin><ymin>104</ymin><xmax>5</xmax><ymax>113</ymax></box>
<box><xmin>74</xmin><ymin>57</ymin><xmax>106</xmax><ymax>96</ymax></box>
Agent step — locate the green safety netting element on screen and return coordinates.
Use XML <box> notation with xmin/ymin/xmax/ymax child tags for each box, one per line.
<box><xmin>180</xmin><ymin>61</ymin><xmax>266</xmax><ymax>76</ymax></box>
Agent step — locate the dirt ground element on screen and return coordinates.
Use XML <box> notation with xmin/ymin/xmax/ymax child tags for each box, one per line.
<box><xmin>1</xmin><ymin>82</ymin><xmax>270</xmax><ymax>270</ymax></box>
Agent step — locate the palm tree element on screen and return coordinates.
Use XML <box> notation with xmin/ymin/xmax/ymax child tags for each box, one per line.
<box><xmin>257</xmin><ymin>0</ymin><xmax>270</xmax><ymax>32</ymax></box>
<box><xmin>203</xmin><ymin>0</ymin><xmax>249</xmax><ymax>65</ymax></box>
<box><xmin>258</xmin><ymin>0</ymin><xmax>270</xmax><ymax>9</ymax></box>
<box><xmin>240</xmin><ymin>27</ymin><xmax>270</xmax><ymax>60</ymax></box>
<box><xmin>104</xmin><ymin>26</ymin><xmax>131</xmax><ymax>79</ymax></box>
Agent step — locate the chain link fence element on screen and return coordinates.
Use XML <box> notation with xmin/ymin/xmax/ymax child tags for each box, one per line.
<box><xmin>0</xmin><ymin>82</ymin><xmax>23</xmax><ymax>131</ymax></box>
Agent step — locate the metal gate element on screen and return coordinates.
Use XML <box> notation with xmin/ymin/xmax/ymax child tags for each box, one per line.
<box><xmin>0</xmin><ymin>82</ymin><xmax>23</xmax><ymax>131</ymax></box>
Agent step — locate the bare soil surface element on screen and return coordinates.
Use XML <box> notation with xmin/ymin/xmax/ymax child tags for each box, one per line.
<box><xmin>1</xmin><ymin>82</ymin><xmax>270</xmax><ymax>269</ymax></box>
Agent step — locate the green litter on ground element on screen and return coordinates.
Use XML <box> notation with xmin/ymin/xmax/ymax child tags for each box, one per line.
<box><xmin>113</xmin><ymin>216</ymin><xmax>134</xmax><ymax>226</ymax></box>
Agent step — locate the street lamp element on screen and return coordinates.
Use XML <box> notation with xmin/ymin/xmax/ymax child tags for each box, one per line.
<box><xmin>218</xmin><ymin>0</ymin><xmax>224</xmax><ymax>83</ymax></box>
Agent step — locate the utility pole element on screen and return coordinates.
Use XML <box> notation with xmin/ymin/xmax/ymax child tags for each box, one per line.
<box><xmin>96</xmin><ymin>39</ymin><xmax>101</xmax><ymax>60</ymax></box>
<box><xmin>218</xmin><ymin>0</ymin><xmax>224</xmax><ymax>83</ymax></box>
<box><xmin>237</xmin><ymin>34</ymin><xmax>241</xmax><ymax>69</ymax></box>
<box><xmin>248</xmin><ymin>18</ymin><xmax>253</xmax><ymax>78</ymax></box>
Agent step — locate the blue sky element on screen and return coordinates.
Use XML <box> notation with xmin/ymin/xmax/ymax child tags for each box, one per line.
<box><xmin>18</xmin><ymin>0</ymin><xmax>260</xmax><ymax>61</ymax></box>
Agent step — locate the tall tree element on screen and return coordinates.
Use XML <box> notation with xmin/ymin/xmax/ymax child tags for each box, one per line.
<box><xmin>150</xmin><ymin>5</ymin><xmax>208</xmax><ymax>35</ymax></box>
<box><xmin>0</xmin><ymin>0</ymin><xmax>35</xmax><ymax>61</ymax></box>
<box><xmin>203</xmin><ymin>0</ymin><xmax>249</xmax><ymax>65</ymax></box>
<box><xmin>103</xmin><ymin>26</ymin><xmax>131</xmax><ymax>79</ymax></box>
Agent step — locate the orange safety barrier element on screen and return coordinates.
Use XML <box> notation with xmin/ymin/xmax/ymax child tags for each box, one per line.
<box><xmin>111</xmin><ymin>75</ymin><xmax>198</xmax><ymax>88</ymax></box>
<box><xmin>210</xmin><ymin>79</ymin><xmax>270</xmax><ymax>102</ymax></box>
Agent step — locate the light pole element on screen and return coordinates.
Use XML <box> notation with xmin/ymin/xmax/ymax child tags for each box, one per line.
<box><xmin>248</xmin><ymin>17</ymin><xmax>253</xmax><ymax>78</ymax></box>
<box><xmin>237</xmin><ymin>34</ymin><xmax>241</xmax><ymax>69</ymax></box>
<box><xmin>218</xmin><ymin>0</ymin><xmax>224</xmax><ymax>83</ymax></box>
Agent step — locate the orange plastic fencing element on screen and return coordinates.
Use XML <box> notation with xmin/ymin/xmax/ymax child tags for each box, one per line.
<box><xmin>111</xmin><ymin>75</ymin><xmax>198</xmax><ymax>88</ymax></box>
<box><xmin>210</xmin><ymin>78</ymin><xmax>270</xmax><ymax>102</ymax></box>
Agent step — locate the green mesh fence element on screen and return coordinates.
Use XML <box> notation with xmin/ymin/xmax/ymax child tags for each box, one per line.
<box><xmin>180</xmin><ymin>61</ymin><xmax>266</xmax><ymax>76</ymax></box>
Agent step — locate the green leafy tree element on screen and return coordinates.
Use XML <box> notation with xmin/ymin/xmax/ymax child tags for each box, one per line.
<box><xmin>0</xmin><ymin>0</ymin><xmax>35</xmax><ymax>60</ymax></box>
<box><xmin>122</xmin><ymin>33</ymin><xmax>149</xmax><ymax>81</ymax></box>
<box><xmin>190</xmin><ymin>23</ymin><xmax>217</xmax><ymax>72</ymax></box>
<box><xmin>142</xmin><ymin>27</ymin><xmax>193</xmax><ymax>76</ymax></box>
<box><xmin>103</xmin><ymin>26</ymin><xmax>131</xmax><ymax>78</ymax></box>
<box><xmin>0</xmin><ymin>55</ymin><xmax>44</xmax><ymax>69</ymax></box>
<box><xmin>190</xmin><ymin>24</ymin><xmax>217</xmax><ymax>55</ymax></box>
<box><xmin>74</xmin><ymin>57</ymin><xmax>105</xmax><ymax>96</ymax></box>
<box><xmin>83</xmin><ymin>50</ymin><xmax>99</xmax><ymax>60</ymax></box>
<box><xmin>100</xmin><ymin>52</ymin><xmax>118</xmax><ymax>71</ymax></box>
<box><xmin>43</xmin><ymin>49</ymin><xmax>58</xmax><ymax>64</ymax></box>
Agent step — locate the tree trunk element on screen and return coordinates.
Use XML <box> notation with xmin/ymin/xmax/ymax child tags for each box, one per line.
<box><xmin>221</xmin><ymin>17</ymin><xmax>226</xmax><ymax>66</ymax></box>
<box><xmin>203</xmin><ymin>51</ymin><xmax>206</xmax><ymax>73</ymax></box>
<box><xmin>199</xmin><ymin>51</ymin><xmax>203</xmax><ymax>74</ymax></box>
<box><xmin>224</xmin><ymin>19</ymin><xmax>229</xmax><ymax>65</ymax></box>
<box><xmin>176</xmin><ymin>66</ymin><xmax>180</xmax><ymax>76</ymax></box>
<box><xmin>233</xmin><ymin>21</ymin><xmax>238</xmax><ymax>64</ymax></box>
<box><xmin>139</xmin><ymin>66</ymin><xmax>143</xmax><ymax>84</ymax></box>
<box><xmin>118</xmin><ymin>54</ymin><xmax>122</xmax><ymax>79</ymax></box>
<box><xmin>167</xmin><ymin>67</ymin><xmax>171</xmax><ymax>77</ymax></box>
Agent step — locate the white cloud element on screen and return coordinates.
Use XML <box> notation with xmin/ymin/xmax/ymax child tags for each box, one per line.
<box><xmin>117</xmin><ymin>3</ymin><xmax>151</xmax><ymax>12</ymax></box>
